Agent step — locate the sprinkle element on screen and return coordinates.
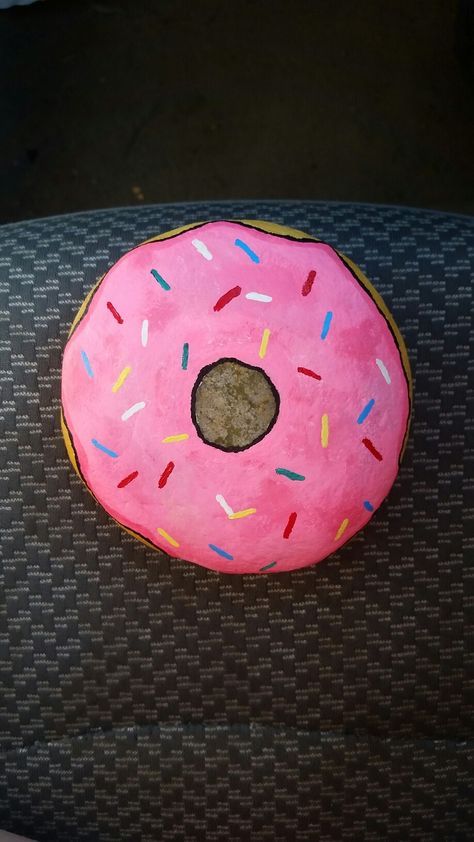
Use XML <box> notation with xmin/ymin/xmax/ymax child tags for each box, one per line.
<box><xmin>335</xmin><ymin>518</ymin><xmax>349</xmax><ymax>541</ymax></box>
<box><xmin>192</xmin><ymin>238</ymin><xmax>213</xmax><ymax>260</ymax></box>
<box><xmin>112</xmin><ymin>366</ymin><xmax>131</xmax><ymax>393</ymax></box>
<box><xmin>181</xmin><ymin>342</ymin><xmax>189</xmax><ymax>370</ymax></box>
<box><xmin>362</xmin><ymin>437</ymin><xmax>383</xmax><ymax>461</ymax></box>
<box><xmin>364</xmin><ymin>500</ymin><xmax>374</xmax><ymax>512</ymax></box>
<box><xmin>229</xmin><ymin>508</ymin><xmax>257</xmax><ymax>520</ymax></box>
<box><xmin>321</xmin><ymin>413</ymin><xmax>329</xmax><ymax>448</ymax></box>
<box><xmin>121</xmin><ymin>401</ymin><xmax>146</xmax><ymax>421</ymax></box>
<box><xmin>162</xmin><ymin>433</ymin><xmax>189</xmax><ymax>443</ymax></box>
<box><xmin>81</xmin><ymin>350</ymin><xmax>93</xmax><ymax>378</ymax></box>
<box><xmin>158</xmin><ymin>461</ymin><xmax>175</xmax><ymax>488</ymax></box>
<box><xmin>216</xmin><ymin>494</ymin><xmax>234</xmax><ymax>517</ymax></box>
<box><xmin>357</xmin><ymin>399</ymin><xmax>375</xmax><ymax>425</ymax></box>
<box><xmin>117</xmin><ymin>470</ymin><xmax>139</xmax><ymax>488</ymax></box>
<box><xmin>235</xmin><ymin>238</ymin><xmax>259</xmax><ymax>263</ymax></box>
<box><xmin>214</xmin><ymin>285</ymin><xmax>242</xmax><ymax>312</ymax></box>
<box><xmin>157</xmin><ymin>527</ymin><xmax>180</xmax><ymax>548</ymax></box>
<box><xmin>275</xmin><ymin>468</ymin><xmax>305</xmax><ymax>482</ymax></box>
<box><xmin>302</xmin><ymin>270</ymin><xmax>316</xmax><ymax>296</ymax></box>
<box><xmin>283</xmin><ymin>512</ymin><xmax>297</xmax><ymax>539</ymax></box>
<box><xmin>91</xmin><ymin>438</ymin><xmax>118</xmax><ymax>458</ymax></box>
<box><xmin>209</xmin><ymin>543</ymin><xmax>234</xmax><ymax>560</ymax></box>
<box><xmin>297</xmin><ymin>366</ymin><xmax>321</xmax><ymax>380</ymax></box>
<box><xmin>141</xmin><ymin>319</ymin><xmax>149</xmax><ymax>347</ymax></box>
<box><xmin>151</xmin><ymin>268</ymin><xmax>171</xmax><ymax>291</ymax></box>
<box><xmin>321</xmin><ymin>311</ymin><xmax>333</xmax><ymax>340</ymax></box>
<box><xmin>376</xmin><ymin>358</ymin><xmax>391</xmax><ymax>384</ymax></box>
<box><xmin>245</xmin><ymin>292</ymin><xmax>272</xmax><ymax>303</ymax></box>
<box><xmin>259</xmin><ymin>327</ymin><xmax>271</xmax><ymax>358</ymax></box>
<box><xmin>260</xmin><ymin>561</ymin><xmax>277</xmax><ymax>572</ymax></box>
<box><xmin>107</xmin><ymin>301</ymin><xmax>123</xmax><ymax>324</ymax></box>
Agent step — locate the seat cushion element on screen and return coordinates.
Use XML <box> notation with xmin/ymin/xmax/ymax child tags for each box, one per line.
<box><xmin>0</xmin><ymin>201</ymin><xmax>473</xmax><ymax>840</ymax></box>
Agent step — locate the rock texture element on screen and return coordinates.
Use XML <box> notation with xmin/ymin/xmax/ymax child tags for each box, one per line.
<box><xmin>193</xmin><ymin>360</ymin><xmax>278</xmax><ymax>451</ymax></box>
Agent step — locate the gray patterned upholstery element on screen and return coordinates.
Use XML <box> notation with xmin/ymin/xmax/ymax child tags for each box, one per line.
<box><xmin>0</xmin><ymin>201</ymin><xmax>473</xmax><ymax>840</ymax></box>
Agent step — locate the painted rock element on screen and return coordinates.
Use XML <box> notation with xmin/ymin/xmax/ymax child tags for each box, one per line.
<box><xmin>61</xmin><ymin>220</ymin><xmax>412</xmax><ymax>574</ymax></box>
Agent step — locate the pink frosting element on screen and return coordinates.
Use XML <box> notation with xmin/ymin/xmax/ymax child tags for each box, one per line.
<box><xmin>61</xmin><ymin>221</ymin><xmax>410</xmax><ymax>574</ymax></box>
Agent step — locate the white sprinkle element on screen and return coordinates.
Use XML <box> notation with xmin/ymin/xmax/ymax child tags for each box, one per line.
<box><xmin>141</xmin><ymin>319</ymin><xmax>149</xmax><ymax>347</ymax></box>
<box><xmin>121</xmin><ymin>401</ymin><xmax>146</xmax><ymax>421</ymax></box>
<box><xmin>192</xmin><ymin>238</ymin><xmax>213</xmax><ymax>261</ymax></box>
<box><xmin>376</xmin><ymin>358</ymin><xmax>391</xmax><ymax>384</ymax></box>
<box><xmin>245</xmin><ymin>292</ymin><xmax>273</xmax><ymax>303</ymax></box>
<box><xmin>216</xmin><ymin>494</ymin><xmax>234</xmax><ymax>517</ymax></box>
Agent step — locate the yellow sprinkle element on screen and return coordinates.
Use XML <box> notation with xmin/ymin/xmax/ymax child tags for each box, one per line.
<box><xmin>162</xmin><ymin>434</ymin><xmax>189</xmax><ymax>443</ymax></box>
<box><xmin>112</xmin><ymin>365</ymin><xmax>131</xmax><ymax>393</ymax></box>
<box><xmin>259</xmin><ymin>328</ymin><xmax>271</xmax><ymax>359</ymax></box>
<box><xmin>335</xmin><ymin>518</ymin><xmax>349</xmax><ymax>541</ymax></box>
<box><xmin>321</xmin><ymin>413</ymin><xmax>329</xmax><ymax>448</ymax></box>
<box><xmin>156</xmin><ymin>527</ymin><xmax>180</xmax><ymax>548</ymax></box>
<box><xmin>228</xmin><ymin>508</ymin><xmax>257</xmax><ymax>520</ymax></box>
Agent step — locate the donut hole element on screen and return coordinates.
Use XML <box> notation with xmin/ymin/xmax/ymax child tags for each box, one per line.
<box><xmin>191</xmin><ymin>358</ymin><xmax>280</xmax><ymax>452</ymax></box>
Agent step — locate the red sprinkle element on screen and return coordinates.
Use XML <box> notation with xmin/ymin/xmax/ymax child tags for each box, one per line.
<box><xmin>213</xmin><ymin>285</ymin><xmax>242</xmax><ymax>312</ymax></box>
<box><xmin>302</xmin><ymin>270</ymin><xmax>316</xmax><ymax>297</ymax></box>
<box><xmin>107</xmin><ymin>301</ymin><xmax>124</xmax><ymax>324</ymax></box>
<box><xmin>158</xmin><ymin>461</ymin><xmax>175</xmax><ymax>488</ymax></box>
<box><xmin>117</xmin><ymin>470</ymin><xmax>138</xmax><ymax>488</ymax></box>
<box><xmin>362</xmin><ymin>438</ymin><xmax>383</xmax><ymax>461</ymax></box>
<box><xmin>283</xmin><ymin>512</ymin><xmax>297</xmax><ymax>539</ymax></box>
<box><xmin>297</xmin><ymin>366</ymin><xmax>321</xmax><ymax>380</ymax></box>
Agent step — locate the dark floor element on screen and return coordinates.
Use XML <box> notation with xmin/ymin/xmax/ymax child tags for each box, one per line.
<box><xmin>0</xmin><ymin>0</ymin><xmax>473</xmax><ymax>224</ymax></box>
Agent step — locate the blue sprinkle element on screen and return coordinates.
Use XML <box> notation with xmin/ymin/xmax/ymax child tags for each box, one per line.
<box><xmin>182</xmin><ymin>342</ymin><xmax>189</xmax><ymax>370</ymax></box>
<box><xmin>357</xmin><ymin>399</ymin><xmax>375</xmax><ymax>425</ymax></box>
<box><xmin>321</xmin><ymin>311</ymin><xmax>333</xmax><ymax>340</ymax></box>
<box><xmin>260</xmin><ymin>561</ymin><xmax>277</xmax><ymax>572</ymax></box>
<box><xmin>275</xmin><ymin>468</ymin><xmax>305</xmax><ymax>482</ymax></box>
<box><xmin>150</xmin><ymin>268</ymin><xmax>171</xmax><ymax>290</ymax></box>
<box><xmin>81</xmin><ymin>350</ymin><xmax>93</xmax><ymax>378</ymax></box>
<box><xmin>209</xmin><ymin>543</ymin><xmax>234</xmax><ymax>561</ymax></box>
<box><xmin>235</xmin><ymin>238</ymin><xmax>260</xmax><ymax>263</ymax></box>
<box><xmin>91</xmin><ymin>438</ymin><xmax>119</xmax><ymax>458</ymax></box>
<box><xmin>363</xmin><ymin>500</ymin><xmax>374</xmax><ymax>512</ymax></box>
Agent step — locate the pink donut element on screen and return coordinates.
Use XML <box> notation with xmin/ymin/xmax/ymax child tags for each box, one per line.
<box><xmin>61</xmin><ymin>220</ymin><xmax>411</xmax><ymax>574</ymax></box>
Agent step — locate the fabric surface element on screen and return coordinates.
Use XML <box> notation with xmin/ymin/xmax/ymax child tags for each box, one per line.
<box><xmin>0</xmin><ymin>831</ymin><xmax>35</xmax><ymax>842</ymax></box>
<box><xmin>0</xmin><ymin>201</ymin><xmax>472</xmax><ymax>841</ymax></box>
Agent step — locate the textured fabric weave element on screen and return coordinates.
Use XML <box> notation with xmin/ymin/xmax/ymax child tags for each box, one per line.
<box><xmin>0</xmin><ymin>201</ymin><xmax>473</xmax><ymax>840</ymax></box>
